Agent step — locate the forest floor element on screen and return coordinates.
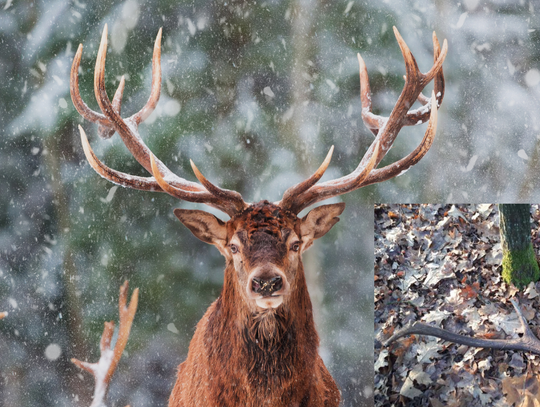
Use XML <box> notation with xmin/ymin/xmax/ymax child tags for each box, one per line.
<box><xmin>374</xmin><ymin>204</ymin><xmax>540</xmax><ymax>407</ymax></box>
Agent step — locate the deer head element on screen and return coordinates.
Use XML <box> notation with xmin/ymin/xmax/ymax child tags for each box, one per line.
<box><xmin>71</xmin><ymin>22</ymin><xmax>446</xmax><ymax>313</ymax></box>
<box><xmin>175</xmin><ymin>200</ymin><xmax>344</xmax><ymax>311</ymax></box>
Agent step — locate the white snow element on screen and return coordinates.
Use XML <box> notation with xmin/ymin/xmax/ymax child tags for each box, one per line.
<box><xmin>525</xmin><ymin>68</ymin><xmax>540</xmax><ymax>87</ymax></box>
<box><xmin>100</xmin><ymin>186</ymin><xmax>118</xmax><ymax>204</ymax></box>
<box><xmin>263</xmin><ymin>86</ymin><xmax>275</xmax><ymax>98</ymax></box>
<box><xmin>454</xmin><ymin>12</ymin><xmax>468</xmax><ymax>29</ymax></box>
<box><xmin>462</xmin><ymin>155</ymin><xmax>478</xmax><ymax>172</ymax></box>
<box><xmin>325</xmin><ymin>79</ymin><xmax>337</xmax><ymax>90</ymax></box>
<box><xmin>464</xmin><ymin>0</ymin><xmax>480</xmax><ymax>11</ymax></box>
<box><xmin>187</xmin><ymin>19</ymin><xmax>196</xmax><ymax>36</ymax></box>
<box><xmin>163</xmin><ymin>100</ymin><xmax>181</xmax><ymax>117</ymax></box>
<box><xmin>518</xmin><ymin>149</ymin><xmax>529</xmax><ymax>160</ymax></box>
<box><xmin>45</xmin><ymin>344</ymin><xmax>62</xmax><ymax>361</ymax></box>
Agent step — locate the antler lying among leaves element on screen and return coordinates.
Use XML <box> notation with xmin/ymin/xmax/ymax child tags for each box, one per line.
<box><xmin>380</xmin><ymin>298</ymin><xmax>540</xmax><ymax>355</ymax></box>
<box><xmin>72</xmin><ymin>281</ymin><xmax>138</xmax><ymax>407</ymax></box>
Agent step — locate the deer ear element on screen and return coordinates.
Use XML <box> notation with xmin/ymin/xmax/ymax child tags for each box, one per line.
<box><xmin>300</xmin><ymin>203</ymin><xmax>345</xmax><ymax>250</ymax></box>
<box><xmin>174</xmin><ymin>209</ymin><xmax>228</xmax><ymax>252</ymax></box>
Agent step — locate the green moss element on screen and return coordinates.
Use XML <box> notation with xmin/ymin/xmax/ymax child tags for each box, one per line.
<box><xmin>501</xmin><ymin>244</ymin><xmax>540</xmax><ymax>289</ymax></box>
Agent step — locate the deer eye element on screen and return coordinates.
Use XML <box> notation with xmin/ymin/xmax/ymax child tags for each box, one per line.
<box><xmin>230</xmin><ymin>244</ymin><xmax>239</xmax><ymax>254</ymax></box>
<box><xmin>291</xmin><ymin>242</ymin><xmax>301</xmax><ymax>252</ymax></box>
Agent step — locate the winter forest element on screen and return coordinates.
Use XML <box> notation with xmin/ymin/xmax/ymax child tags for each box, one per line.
<box><xmin>1</xmin><ymin>0</ymin><xmax>539</xmax><ymax>406</ymax></box>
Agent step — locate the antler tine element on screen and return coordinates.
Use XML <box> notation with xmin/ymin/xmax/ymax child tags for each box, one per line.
<box><xmin>71</xmin><ymin>281</ymin><xmax>139</xmax><ymax>407</ymax></box>
<box><xmin>282</xmin><ymin>140</ymin><xmax>382</xmax><ymax>214</ymax></box>
<box><xmin>281</xmin><ymin>28</ymin><xmax>446</xmax><ymax>215</ymax></box>
<box><xmin>376</xmin><ymin>27</ymin><xmax>441</xmax><ymax>149</ymax></box>
<box><xmin>362</xmin><ymin>90</ymin><xmax>438</xmax><ymax>187</ymax></box>
<box><xmin>420</xmin><ymin>31</ymin><xmax>448</xmax><ymax>85</ymax></box>
<box><xmin>105</xmin><ymin>281</ymin><xmax>138</xmax><ymax>386</ymax></box>
<box><xmin>71</xmin><ymin>41</ymin><xmax>126</xmax><ymax>139</ymax></box>
<box><xmin>394</xmin><ymin>27</ymin><xmax>421</xmax><ymax>88</ymax></box>
<box><xmin>92</xmin><ymin>25</ymin><xmax>179</xmax><ymax>179</ymax></box>
<box><xmin>130</xmin><ymin>27</ymin><xmax>162</xmax><ymax>125</ymax></box>
<box><xmin>98</xmin><ymin>75</ymin><xmax>126</xmax><ymax>139</ymax></box>
<box><xmin>71</xmin><ymin>43</ymin><xmax>110</xmax><ymax>126</ymax></box>
<box><xmin>278</xmin><ymin>146</ymin><xmax>334</xmax><ymax>211</ymax></box>
<box><xmin>93</xmin><ymin>25</ymin><xmax>147</xmax><ymax>161</ymax></box>
<box><xmin>358</xmin><ymin>28</ymin><xmax>447</xmax><ymax>134</ymax></box>
<box><xmin>80</xmin><ymin>123</ymin><xmax>244</xmax><ymax>215</ymax></box>
<box><xmin>358</xmin><ymin>53</ymin><xmax>384</xmax><ymax>136</ymax></box>
<box><xmin>190</xmin><ymin>160</ymin><xmax>247</xmax><ymax>208</ymax></box>
<box><xmin>150</xmin><ymin>154</ymin><xmax>246</xmax><ymax>217</ymax></box>
<box><xmin>402</xmin><ymin>31</ymin><xmax>447</xmax><ymax>126</ymax></box>
<box><xmin>79</xmin><ymin>125</ymin><xmax>163</xmax><ymax>192</ymax></box>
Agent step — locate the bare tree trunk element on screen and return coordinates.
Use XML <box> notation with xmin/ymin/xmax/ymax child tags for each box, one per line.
<box><xmin>499</xmin><ymin>204</ymin><xmax>540</xmax><ymax>289</ymax></box>
<box><xmin>44</xmin><ymin>134</ymin><xmax>91</xmax><ymax>407</ymax></box>
<box><xmin>287</xmin><ymin>0</ymin><xmax>324</xmax><ymax>329</ymax></box>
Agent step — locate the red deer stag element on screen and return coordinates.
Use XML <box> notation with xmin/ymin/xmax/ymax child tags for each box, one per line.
<box><xmin>70</xmin><ymin>25</ymin><xmax>447</xmax><ymax>406</ymax></box>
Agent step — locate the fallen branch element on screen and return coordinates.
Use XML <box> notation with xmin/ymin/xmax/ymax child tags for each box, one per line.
<box><xmin>72</xmin><ymin>281</ymin><xmax>138</xmax><ymax>407</ymax></box>
<box><xmin>381</xmin><ymin>298</ymin><xmax>540</xmax><ymax>354</ymax></box>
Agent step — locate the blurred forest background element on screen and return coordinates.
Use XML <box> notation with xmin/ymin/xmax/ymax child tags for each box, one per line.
<box><xmin>1</xmin><ymin>0</ymin><xmax>539</xmax><ymax>406</ymax></box>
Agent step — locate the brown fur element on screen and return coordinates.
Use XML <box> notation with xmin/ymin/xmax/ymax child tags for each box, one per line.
<box><xmin>169</xmin><ymin>201</ymin><xmax>342</xmax><ymax>407</ymax></box>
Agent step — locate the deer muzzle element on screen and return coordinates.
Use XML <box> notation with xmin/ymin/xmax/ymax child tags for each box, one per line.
<box><xmin>252</xmin><ymin>276</ymin><xmax>283</xmax><ymax>296</ymax></box>
<box><xmin>246</xmin><ymin>266</ymin><xmax>290</xmax><ymax>309</ymax></box>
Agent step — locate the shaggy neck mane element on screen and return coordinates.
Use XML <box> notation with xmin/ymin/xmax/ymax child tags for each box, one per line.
<box><xmin>245</xmin><ymin>306</ymin><xmax>292</xmax><ymax>351</ymax></box>
<box><xmin>242</xmin><ymin>305</ymin><xmax>298</xmax><ymax>387</ymax></box>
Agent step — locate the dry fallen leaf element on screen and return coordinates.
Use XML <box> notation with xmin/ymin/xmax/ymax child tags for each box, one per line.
<box><xmin>375</xmin><ymin>204</ymin><xmax>540</xmax><ymax>406</ymax></box>
<box><xmin>502</xmin><ymin>375</ymin><xmax>540</xmax><ymax>407</ymax></box>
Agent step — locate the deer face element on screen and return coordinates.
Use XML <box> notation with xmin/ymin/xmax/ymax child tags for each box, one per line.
<box><xmin>229</xmin><ymin>227</ymin><xmax>295</xmax><ymax>309</ymax></box>
<box><xmin>229</xmin><ymin>205</ymin><xmax>301</xmax><ymax>309</ymax></box>
<box><xmin>174</xmin><ymin>201</ymin><xmax>345</xmax><ymax>311</ymax></box>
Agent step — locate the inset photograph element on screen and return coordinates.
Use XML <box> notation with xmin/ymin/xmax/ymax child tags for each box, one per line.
<box><xmin>375</xmin><ymin>204</ymin><xmax>540</xmax><ymax>406</ymax></box>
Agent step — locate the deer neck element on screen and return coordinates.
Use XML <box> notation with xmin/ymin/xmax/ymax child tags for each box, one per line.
<box><xmin>209</xmin><ymin>261</ymin><xmax>318</xmax><ymax>388</ymax></box>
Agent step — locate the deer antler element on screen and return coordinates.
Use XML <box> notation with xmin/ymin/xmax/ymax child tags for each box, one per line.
<box><xmin>279</xmin><ymin>27</ymin><xmax>447</xmax><ymax>214</ymax></box>
<box><xmin>73</xmin><ymin>26</ymin><xmax>446</xmax><ymax>217</ymax></box>
<box><xmin>71</xmin><ymin>25</ymin><xmax>248</xmax><ymax>217</ymax></box>
<box><xmin>71</xmin><ymin>281</ymin><xmax>138</xmax><ymax>407</ymax></box>
<box><xmin>379</xmin><ymin>298</ymin><xmax>540</xmax><ymax>355</ymax></box>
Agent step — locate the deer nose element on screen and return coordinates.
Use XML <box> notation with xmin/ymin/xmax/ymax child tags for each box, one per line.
<box><xmin>252</xmin><ymin>276</ymin><xmax>283</xmax><ymax>297</ymax></box>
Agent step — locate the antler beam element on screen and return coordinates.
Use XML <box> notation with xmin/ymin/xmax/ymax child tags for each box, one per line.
<box><xmin>279</xmin><ymin>27</ymin><xmax>447</xmax><ymax>214</ymax></box>
<box><xmin>71</xmin><ymin>25</ymin><xmax>247</xmax><ymax>217</ymax></box>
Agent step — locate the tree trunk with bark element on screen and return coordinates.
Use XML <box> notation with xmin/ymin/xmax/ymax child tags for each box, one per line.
<box><xmin>499</xmin><ymin>204</ymin><xmax>540</xmax><ymax>289</ymax></box>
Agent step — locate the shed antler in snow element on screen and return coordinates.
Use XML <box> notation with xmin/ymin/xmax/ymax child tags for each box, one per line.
<box><xmin>71</xmin><ymin>281</ymin><xmax>138</xmax><ymax>407</ymax></box>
